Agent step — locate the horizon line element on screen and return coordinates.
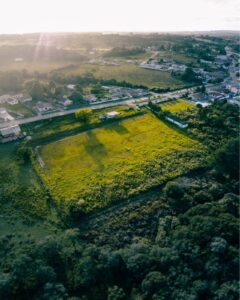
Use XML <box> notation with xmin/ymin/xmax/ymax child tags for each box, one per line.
<box><xmin>0</xmin><ymin>29</ymin><xmax>239</xmax><ymax>35</ymax></box>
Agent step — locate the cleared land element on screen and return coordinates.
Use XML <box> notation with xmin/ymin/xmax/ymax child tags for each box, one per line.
<box><xmin>58</xmin><ymin>63</ymin><xmax>189</xmax><ymax>89</ymax></box>
<box><xmin>38</xmin><ymin>113</ymin><xmax>207</xmax><ymax>212</ymax></box>
<box><xmin>160</xmin><ymin>100</ymin><xmax>195</xmax><ymax>113</ymax></box>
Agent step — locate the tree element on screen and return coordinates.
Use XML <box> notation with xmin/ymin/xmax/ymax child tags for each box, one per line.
<box><xmin>182</xmin><ymin>67</ymin><xmax>201</xmax><ymax>83</ymax></box>
<box><xmin>48</xmin><ymin>81</ymin><xmax>56</xmax><ymax>97</ymax></box>
<box><xmin>141</xmin><ymin>272</ymin><xmax>167</xmax><ymax>296</ymax></box>
<box><xmin>108</xmin><ymin>286</ymin><xmax>126</xmax><ymax>300</ymax></box>
<box><xmin>28</xmin><ymin>81</ymin><xmax>45</xmax><ymax>100</ymax></box>
<box><xmin>69</xmin><ymin>91</ymin><xmax>84</xmax><ymax>102</ymax></box>
<box><xmin>164</xmin><ymin>182</ymin><xmax>184</xmax><ymax>199</ymax></box>
<box><xmin>75</xmin><ymin>109</ymin><xmax>92</xmax><ymax>124</ymax></box>
<box><xmin>214</xmin><ymin>138</ymin><xmax>239</xmax><ymax>179</ymax></box>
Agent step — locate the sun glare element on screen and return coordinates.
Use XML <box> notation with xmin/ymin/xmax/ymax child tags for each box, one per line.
<box><xmin>0</xmin><ymin>0</ymin><xmax>239</xmax><ymax>33</ymax></box>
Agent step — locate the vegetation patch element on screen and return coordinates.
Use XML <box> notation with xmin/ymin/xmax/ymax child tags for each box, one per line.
<box><xmin>59</xmin><ymin>63</ymin><xmax>189</xmax><ymax>89</ymax></box>
<box><xmin>160</xmin><ymin>99</ymin><xmax>195</xmax><ymax>113</ymax></box>
<box><xmin>37</xmin><ymin>113</ymin><xmax>207</xmax><ymax>212</ymax></box>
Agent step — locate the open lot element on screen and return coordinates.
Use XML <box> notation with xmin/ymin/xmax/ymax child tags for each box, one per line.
<box><xmin>38</xmin><ymin>113</ymin><xmax>207</xmax><ymax>211</ymax></box>
<box><xmin>58</xmin><ymin>63</ymin><xmax>189</xmax><ymax>89</ymax></box>
<box><xmin>160</xmin><ymin>99</ymin><xmax>195</xmax><ymax>113</ymax></box>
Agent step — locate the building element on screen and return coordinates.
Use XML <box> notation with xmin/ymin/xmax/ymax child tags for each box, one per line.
<box><xmin>0</xmin><ymin>93</ymin><xmax>32</xmax><ymax>105</ymax></box>
<box><xmin>0</xmin><ymin>108</ymin><xmax>14</xmax><ymax>122</ymax></box>
<box><xmin>0</xmin><ymin>94</ymin><xmax>11</xmax><ymax>104</ymax></box>
<box><xmin>62</xmin><ymin>99</ymin><xmax>73</xmax><ymax>106</ymax></box>
<box><xmin>67</xmin><ymin>84</ymin><xmax>76</xmax><ymax>90</ymax></box>
<box><xmin>190</xmin><ymin>92</ymin><xmax>208</xmax><ymax>102</ymax></box>
<box><xmin>83</xmin><ymin>94</ymin><xmax>98</xmax><ymax>103</ymax></box>
<box><xmin>0</xmin><ymin>125</ymin><xmax>21</xmax><ymax>142</ymax></box>
<box><xmin>166</xmin><ymin>117</ymin><xmax>188</xmax><ymax>129</ymax></box>
<box><xmin>99</xmin><ymin>111</ymin><xmax>119</xmax><ymax>120</ymax></box>
<box><xmin>19</xmin><ymin>95</ymin><xmax>32</xmax><ymax>103</ymax></box>
<box><xmin>35</xmin><ymin>102</ymin><xmax>54</xmax><ymax>113</ymax></box>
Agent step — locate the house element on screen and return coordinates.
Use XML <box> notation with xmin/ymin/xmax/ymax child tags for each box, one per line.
<box><xmin>83</xmin><ymin>94</ymin><xmax>98</xmax><ymax>103</ymax></box>
<box><xmin>208</xmin><ymin>91</ymin><xmax>225</xmax><ymax>101</ymax></box>
<box><xmin>190</xmin><ymin>92</ymin><xmax>208</xmax><ymax>102</ymax></box>
<box><xmin>0</xmin><ymin>125</ymin><xmax>21</xmax><ymax>142</ymax></box>
<box><xmin>8</xmin><ymin>98</ymin><xmax>19</xmax><ymax>105</ymax></box>
<box><xmin>19</xmin><ymin>95</ymin><xmax>32</xmax><ymax>103</ymax></box>
<box><xmin>166</xmin><ymin>117</ymin><xmax>188</xmax><ymax>129</ymax></box>
<box><xmin>35</xmin><ymin>102</ymin><xmax>54</xmax><ymax>113</ymax></box>
<box><xmin>0</xmin><ymin>95</ymin><xmax>11</xmax><ymax>104</ymax></box>
<box><xmin>0</xmin><ymin>94</ymin><xmax>32</xmax><ymax>105</ymax></box>
<box><xmin>67</xmin><ymin>84</ymin><xmax>76</xmax><ymax>90</ymax></box>
<box><xmin>99</xmin><ymin>111</ymin><xmax>119</xmax><ymax>120</ymax></box>
<box><xmin>0</xmin><ymin>108</ymin><xmax>14</xmax><ymax>122</ymax></box>
<box><xmin>63</xmin><ymin>99</ymin><xmax>73</xmax><ymax>106</ymax></box>
<box><xmin>226</xmin><ymin>83</ymin><xmax>239</xmax><ymax>94</ymax></box>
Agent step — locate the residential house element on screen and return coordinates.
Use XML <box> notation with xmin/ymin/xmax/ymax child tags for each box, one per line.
<box><xmin>0</xmin><ymin>125</ymin><xmax>21</xmax><ymax>142</ymax></box>
<box><xmin>0</xmin><ymin>108</ymin><xmax>14</xmax><ymax>122</ymax></box>
<box><xmin>83</xmin><ymin>94</ymin><xmax>98</xmax><ymax>103</ymax></box>
<box><xmin>35</xmin><ymin>102</ymin><xmax>54</xmax><ymax>113</ymax></box>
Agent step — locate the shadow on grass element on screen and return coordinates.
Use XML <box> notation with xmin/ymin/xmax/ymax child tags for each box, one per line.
<box><xmin>84</xmin><ymin>131</ymin><xmax>108</xmax><ymax>171</ymax></box>
<box><xmin>105</xmin><ymin>121</ymin><xmax>129</xmax><ymax>135</ymax></box>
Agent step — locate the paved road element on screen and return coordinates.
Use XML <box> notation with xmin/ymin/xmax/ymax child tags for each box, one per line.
<box><xmin>0</xmin><ymin>99</ymin><xmax>134</xmax><ymax>129</ymax></box>
<box><xmin>0</xmin><ymin>86</ymin><xmax>198</xmax><ymax>129</ymax></box>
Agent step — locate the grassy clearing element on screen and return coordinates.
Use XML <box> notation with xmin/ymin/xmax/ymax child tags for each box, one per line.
<box><xmin>156</xmin><ymin>51</ymin><xmax>198</xmax><ymax>65</ymax></box>
<box><xmin>1</xmin><ymin>103</ymin><xmax>35</xmax><ymax>118</ymax></box>
<box><xmin>58</xmin><ymin>63</ymin><xmax>188</xmax><ymax>89</ymax></box>
<box><xmin>160</xmin><ymin>100</ymin><xmax>195</xmax><ymax>113</ymax></box>
<box><xmin>38</xmin><ymin>113</ymin><xmax>207</xmax><ymax>212</ymax></box>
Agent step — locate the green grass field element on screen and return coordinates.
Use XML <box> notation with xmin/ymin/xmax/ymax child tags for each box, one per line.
<box><xmin>38</xmin><ymin>113</ymin><xmax>207</xmax><ymax>212</ymax></box>
<box><xmin>160</xmin><ymin>100</ymin><xmax>195</xmax><ymax>113</ymax></box>
<box><xmin>2</xmin><ymin>103</ymin><xmax>35</xmax><ymax>117</ymax></box>
<box><xmin>59</xmin><ymin>63</ymin><xmax>189</xmax><ymax>89</ymax></box>
<box><xmin>156</xmin><ymin>51</ymin><xmax>198</xmax><ymax>65</ymax></box>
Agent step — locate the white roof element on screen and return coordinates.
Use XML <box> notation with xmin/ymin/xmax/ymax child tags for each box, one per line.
<box><xmin>0</xmin><ymin>125</ymin><xmax>21</xmax><ymax>136</ymax></box>
<box><xmin>106</xmin><ymin>111</ymin><xmax>119</xmax><ymax>117</ymax></box>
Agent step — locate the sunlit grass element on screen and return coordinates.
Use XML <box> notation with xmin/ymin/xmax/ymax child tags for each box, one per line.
<box><xmin>38</xmin><ymin>113</ymin><xmax>207</xmax><ymax>211</ymax></box>
<box><xmin>160</xmin><ymin>100</ymin><xmax>195</xmax><ymax>113</ymax></box>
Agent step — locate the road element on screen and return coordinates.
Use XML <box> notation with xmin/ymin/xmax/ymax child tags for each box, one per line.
<box><xmin>0</xmin><ymin>99</ymin><xmax>133</xmax><ymax>129</ymax></box>
<box><xmin>0</xmin><ymin>86</ymin><xmax>198</xmax><ymax>129</ymax></box>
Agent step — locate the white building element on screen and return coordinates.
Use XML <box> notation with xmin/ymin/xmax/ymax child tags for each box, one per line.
<box><xmin>0</xmin><ymin>125</ymin><xmax>21</xmax><ymax>142</ymax></box>
<box><xmin>67</xmin><ymin>84</ymin><xmax>76</xmax><ymax>90</ymax></box>
<box><xmin>100</xmin><ymin>111</ymin><xmax>119</xmax><ymax>120</ymax></box>
<box><xmin>0</xmin><ymin>108</ymin><xmax>14</xmax><ymax>121</ymax></box>
<box><xmin>166</xmin><ymin>117</ymin><xmax>188</xmax><ymax>128</ymax></box>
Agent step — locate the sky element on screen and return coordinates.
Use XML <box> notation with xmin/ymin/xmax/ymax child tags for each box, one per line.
<box><xmin>0</xmin><ymin>0</ymin><xmax>239</xmax><ymax>33</ymax></box>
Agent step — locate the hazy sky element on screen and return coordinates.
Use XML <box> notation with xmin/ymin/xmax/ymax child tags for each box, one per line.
<box><xmin>0</xmin><ymin>0</ymin><xmax>239</xmax><ymax>33</ymax></box>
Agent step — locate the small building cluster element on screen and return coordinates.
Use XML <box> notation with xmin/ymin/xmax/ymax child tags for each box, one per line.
<box><xmin>0</xmin><ymin>94</ymin><xmax>32</xmax><ymax>105</ymax></box>
<box><xmin>34</xmin><ymin>102</ymin><xmax>54</xmax><ymax>114</ymax></box>
<box><xmin>83</xmin><ymin>86</ymin><xmax>150</xmax><ymax>104</ymax></box>
<box><xmin>140</xmin><ymin>59</ymin><xmax>187</xmax><ymax>73</ymax></box>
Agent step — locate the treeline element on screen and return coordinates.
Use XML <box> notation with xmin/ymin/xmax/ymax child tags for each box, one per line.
<box><xmin>104</xmin><ymin>47</ymin><xmax>145</xmax><ymax>58</ymax></box>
